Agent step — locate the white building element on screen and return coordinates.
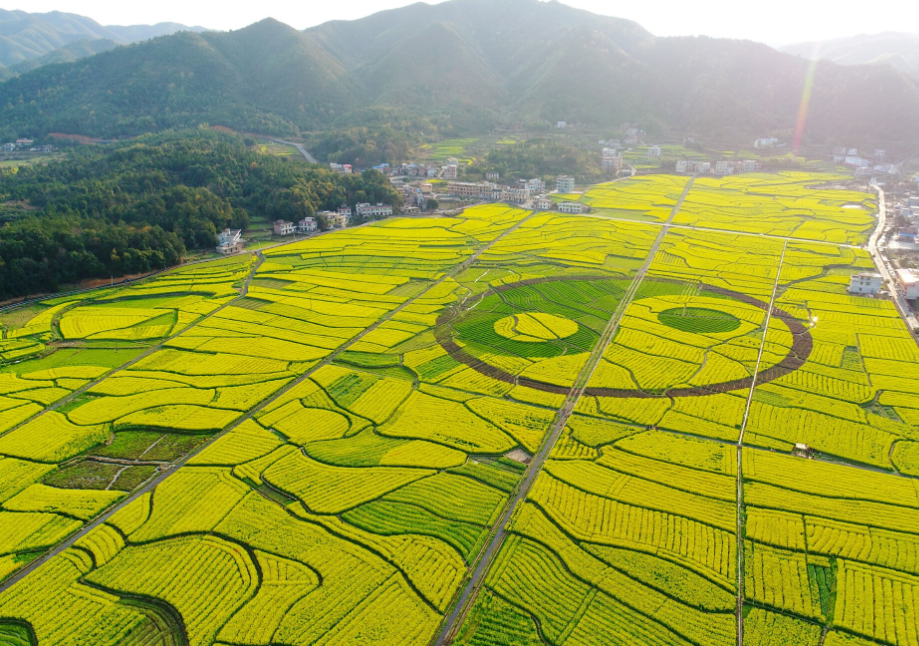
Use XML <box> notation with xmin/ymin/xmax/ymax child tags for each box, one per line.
<box><xmin>319</xmin><ymin>210</ymin><xmax>349</xmax><ymax>229</ymax></box>
<box><xmin>897</xmin><ymin>268</ymin><xmax>919</xmax><ymax>299</ymax></box>
<box><xmin>447</xmin><ymin>181</ymin><xmax>493</xmax><ymax>199</ymax></box>
<box><xmin>355</xmin><ymin>203</ymin><xmax>393</xmax><ymax>219</ymax></box>
<box><xmin>337</xmin><ymin>205</ymin><xmax>352</xmax><ymax>219</ymax></box>
<box><xmin>754</xmin><ymin>137</ymin><xmax>779</xmax><ymax>149</ymax></box>
<box><xmin>646</xmin><ymin>145</ymin><xmax>661</xmax><ymax>158</ymax></box>
<box><xmin>848</xmin><ymin>273</ymin><xmax>883</xmax><ymax>295</ymax></box>
<box><xmin>556</xmin><ymin>175</ymin><xmax>575</xmax><ymax>193</ymax></box>
<box><xmin>297</xmin><ymin>217</ymin><xmax>317</xmax><ymax>233</ymax></box>
<box><xmin>601</xmin><ymin>155</ymin><xmax>621</xmax><ymax>170</ymax></box>
<box><xmin>714</xmin><ymin>161</ymin><xmax>734</xmax><ymax>175</ymax></box>
<box><xmin>534</xmin><ymin>196</ymin><xmax>554</xmax><ymax>210</ymax></box>
<box><xmin>272</xmin><ymin>220</ymin><xmax>295</xmax><ymax>236</ymax></box>
<box><xmin>500</xmin><ymin>186</ymin><xmax>531</xmax><ymax>205</ymax></box>
<box><xmin>216</xmin><ymin>228</ymin><xmax>244</xmax><ymax>254</ymax></box>
<box><xmin>742</xmin><ymin>160</ymin><xmax>761</xmax><ymax>173</ymax></box>
<box><xmin>558</xmin><ymin>201</ymin><xmax>587</xmax><ymax>214</ymax></box>
<box><xmin>486</xmin><ymin>172</ymin><xmax>500</xmax><ymax>181</ymax></box>
<box><xmin>520</xmin><ymin>178</ymin><xmax>546</xmax><ymax>193</ymax></box>
<box><xmin>557</xmin><ymin>121</ymin><xmax>567</xmax><ymax>129</ymax></box>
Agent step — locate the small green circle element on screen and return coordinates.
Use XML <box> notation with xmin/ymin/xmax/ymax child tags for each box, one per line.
<box><xmin>658</xmin><ymin>307</ymin><xmax>741</xmax><ymax>334</ymax></box>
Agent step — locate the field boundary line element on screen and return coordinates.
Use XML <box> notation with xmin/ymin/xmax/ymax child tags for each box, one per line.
<box><xmin>0</xmin><ymin>253</ymin><xmax>266</xmax><ymax>441</ymax></box>
<box><xmin>735</xmin><ymin>239</ymin><xmax>788</xmax><ymax>646</ymax></box>
<box><xmin>575</xmin><ymin>211</ymin><xmax>862</xmax><ymax>250</ymax></box>
<box><xmin>433</xmin><ymin>178</ymin><xmax>695</xmax><ymax>645</ymax></box>
<box><xmin>0</xmin><ymin>209</ymin><xmax>534</xmax><ymax>595</ymax></box>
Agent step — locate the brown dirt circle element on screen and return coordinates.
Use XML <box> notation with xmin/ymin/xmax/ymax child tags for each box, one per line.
<box><xmin>435</xmin><ymin>277</ymin><xmax>813</xmax><ymax>398</ymax></box>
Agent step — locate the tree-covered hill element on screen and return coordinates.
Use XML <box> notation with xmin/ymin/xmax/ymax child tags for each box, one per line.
<box><xmin>0</xmin><ymin>130</ymin><xmax>399</xmax><ymax>300</ymax></box>
<box><xmin>0</xmin><ymin>0</ymin><xmax>917</xmax><ymax>148</ymax></box>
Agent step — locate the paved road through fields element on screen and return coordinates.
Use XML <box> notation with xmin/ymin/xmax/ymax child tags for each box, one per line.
<box><xmin>433</xmin><ymin>177</ymin><xmax>695</xmax><ymax>645</ymax></box>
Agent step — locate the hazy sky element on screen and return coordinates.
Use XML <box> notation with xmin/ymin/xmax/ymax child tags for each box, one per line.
<box><xmin>11</xmin><ymin>0</ymin><xmax>918</xmax><ymax>45</ymax></box>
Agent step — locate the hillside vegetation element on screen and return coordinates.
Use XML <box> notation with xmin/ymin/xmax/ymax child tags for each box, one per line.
<box><xmin>0</xmin><ymin>0</ymin><xmax>916</xmax><ymax>147</ymax></box>
<box><xmin>0</xmin><ymin>131</ymin><xmax>399</xmax><ymax>300</ymax></box>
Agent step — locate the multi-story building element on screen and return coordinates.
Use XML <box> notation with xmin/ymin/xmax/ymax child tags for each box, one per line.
<box><xmin>646</xmin><ymin>145</ymin><xmax>661</xmax><ymax>158</ymax></box>
<box><xmin>558</xmin><ymin>201</ymin><xmax>587</xmax><ymax>214</ymax></box>
<box><xmin>848</xmin><ymin>273</ymin><xmax>883</xmax><ymax>295</ymax></box>
<box><xmin>447</xmin><ymin>181</ymin><xmax>493</xmax><ymax>199</ymax></box>
<box><xmin>556</xmin><ymin>175</ymin><xmax>575</xmax><ymax>193</ymax></box>
<box><xmin>355</xmin><ymin>203</ymin><xmax>393</xmax><ymax>219</ymax></box>
<box><xmin>534</xmin><ymin>196</ymin><xmax>554</xmax><ymax>210</ymax></box>
<box><xmin>319</xmin><ymin>211</ymin><xmax>349</xmax><ymax>229</ymax></box>
<box><xmin>500</xmin><ymin>186</ymin><xmax>531</xmax><ymax>205</ymax></box>
<box><xmin>486</xmin><ymin>172</ymin><xmax>500</xmax><ymax>181</ymax></box>
<box><xmin>216</xmin><ymin>228</ymin><xmax>244</xmax><ymax>254</ymax></box>
<box><xmin>520</xmin><ymin>178</ymin><xmax>546</xmax><ymax>193</ymax></box>
<box><xmin>272</xmin><ymin>220</ymin><xmax>295</xmax><ymax>235</ymax></box>
<box><xmin>742</xmin><ymin>160</ymin><xmax>761</xmax><ymax>173</ymax></box>
<box><xmin>338</xmin><ymin>205</ymin><xmax>352</xmax><ymax>219</ymax></box>
<box><xmin>714</xmin><ymin>161</ymin><xmax>734</xmax><ymax>175</ymax></box>
<box><xmin>897</xmin><ymin>269</ymin><xmax>919</xmax><ymax>299</ymax></box>
<box><xmin>443</xmin><ymin>164</ymin><xmax>459</xmax><ymax>180</ymax></box>
<box><xmin>297</xmin><ymin>217</ymin><xmax>317</xmax><ymax>233</ymax></box>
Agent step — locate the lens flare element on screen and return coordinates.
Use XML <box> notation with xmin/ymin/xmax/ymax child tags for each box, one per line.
<box><xmin>793</xmin><ymin>44</ymin><xmax>821</xmax><ymax>154</ymax></box>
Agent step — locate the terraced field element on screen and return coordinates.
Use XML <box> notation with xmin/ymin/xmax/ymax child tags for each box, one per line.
<box><xmin>0</xmin><ymin>173</ymin><xmax>917</xmax><ymax>646</ymax></box>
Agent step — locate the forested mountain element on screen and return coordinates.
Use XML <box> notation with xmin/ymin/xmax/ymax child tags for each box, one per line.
<box><xmin>0</xmin><ymin>9</ymin><xmax>206</xmax><ymax>78</ymax></box>
<box><xmin>0</xmin><ymin>131</ymin><xmax>399</xmax><ymax>300</ymax></box>
<box><xmin>0</xmin><ymin>0</ymin><xmax>917</xmax><ymax>147</ymax></box>
<box><xmin>782</xmin><ymin>33</ymin><xmax>919</xmax><ymax>81</ymax></box>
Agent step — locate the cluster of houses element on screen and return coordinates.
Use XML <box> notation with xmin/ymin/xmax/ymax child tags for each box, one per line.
<box><xmin>445</xmin><ymin>177</ymin><xmax>547</xmax><ymax>205</ymax></box>
<box><xmin>847</xmin><ymin>270</ymin><xmax>919</xmax><ymax>300</ymax></box>
<box><xmin>894</xmin><ymin>196</ymin><xmax>919</xmax><ymax>246</ymax></box>
<box><xmin>2</xmin><ymin>139</ymin><xmax>54</xmax><ymax>153</ymax></box>
<box><xmin>832</xmin><ymin>147</ymin><xmax>901</xmax><ymax>177</ymax></box>
<box><xmin>442</xmin><ymin>175</ymin><xmax>587</xmax><ymax>214</ymax></box>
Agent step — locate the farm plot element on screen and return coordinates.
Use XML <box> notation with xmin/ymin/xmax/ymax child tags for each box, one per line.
<box><xmin>578</xmin><ymin>229</ymin><xmax>787</xmax><ymax>443</ymax></box>
<box><xmin>0</xmin><ymin>204</ymin><xmax>583</xmax><ymax>645</ymax></box>
<box><xmin>456</xmin><ymin>425</ymin><xmax>739</xmax><ymax>646</ymax></box>
<box><xmin>0</xmin><ymin>206</ymin><xmax>530</xmax><ymax>586</ymax></box>
<box><xmin>0</xmin><ymin>341</ymin><xmax>549</xmax><ymax>645</ymax></box>
<box><xmin>577</xmin><ymin>175</ymin><xmax>690</xmax><ymax>221</ymax></box>
<box><xmin>741</xmin><ymin>447</ymin><xmax>919</xmax><ymax>645</ymax></box>
<box><xmin>673</xmin><ymin>171</ymin><xmax>876</xmax><ymax>245</ymax></box>
<box><xmin>745</xmin><ymin>242</ymin><xmax>919</xmax><ymax>469</ymax></box>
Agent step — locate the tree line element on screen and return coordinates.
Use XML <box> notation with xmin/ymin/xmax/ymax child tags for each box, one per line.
<box><xmin>0</xmin><ymin>130</ymin><xmax>400</xmax><ymax>300</ymax></box>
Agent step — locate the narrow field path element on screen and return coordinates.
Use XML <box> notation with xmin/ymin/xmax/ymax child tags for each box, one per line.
<box><xmin>734</xmin><ymin>240</ymin><xmax>788</xmax><ymax>646</ymax></box>
<box><xmin>433</xmin><ymin>178</ymin><xmax>695</xmax><ymax>645</ymax></box>
<box><xmin>0</xmin><ymin>252</ymin><xmax>266</xmax><ymax>441</ymax></box>
<box><xmin>0</xmin><ymin>210</ymin><xmax>535</xmax><ymax>596</ymax></box>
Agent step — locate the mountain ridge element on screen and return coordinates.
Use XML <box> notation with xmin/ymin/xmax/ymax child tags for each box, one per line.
<box><xmin>782</xmin><ymin>32</ymin><xmax>919</xmax><ymax>80</ymax></box>
<box><xmin>0</xmin><ymin>0</ymin><xmax>916</xmax><ymax>149</ymax></box>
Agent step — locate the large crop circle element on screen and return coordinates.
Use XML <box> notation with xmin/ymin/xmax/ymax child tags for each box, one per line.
<box><xmin>435</xmin><ymin>277</ymin><xmax>813</xmax><ymax>398</ymax></box>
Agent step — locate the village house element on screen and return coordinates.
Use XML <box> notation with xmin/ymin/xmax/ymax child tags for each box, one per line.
<box><xmin>297</xmin><ymin>217</ymin><xmax>318</xmax><ymax>233</ymax></box>
<box><xmin>216</xmin><ymin>228</ymin><xmax>244</xmax><ymax>254</ymax></box>
<box><xmin>272</xmin><ymin>220</ymin><xmax>295</xmax><ymax>235</ymax></box>
<box><xmin>848</xmin><ymin>273</ymin><xmax>883</xmax><ymax>295</ymax></box>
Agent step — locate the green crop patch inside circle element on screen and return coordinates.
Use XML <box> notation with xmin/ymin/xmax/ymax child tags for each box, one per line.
<box><xmin>493</xmin><ymin>313</ymin><xmax>579</xmax><ymax>343</ymax></box>
<box><xmin>658</xmin><ymin>307</ymin><xmax>741</xmax><ymax>334</ymax></box>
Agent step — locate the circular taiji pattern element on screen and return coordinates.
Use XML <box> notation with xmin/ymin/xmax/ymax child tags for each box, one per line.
<box><xmin>435</xmin><ymin>277</ymin><xmax>814</xmax><ymax>398</ymax></box>
<box><xmin>658</xmin><ymin>307</ymin><xmax>741</xmax><ymax>334</ymax></box>
<box><xmin>494</xmin><ymin>313</ymin><xmax>579</xmax><ymax>343</ymax></box>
